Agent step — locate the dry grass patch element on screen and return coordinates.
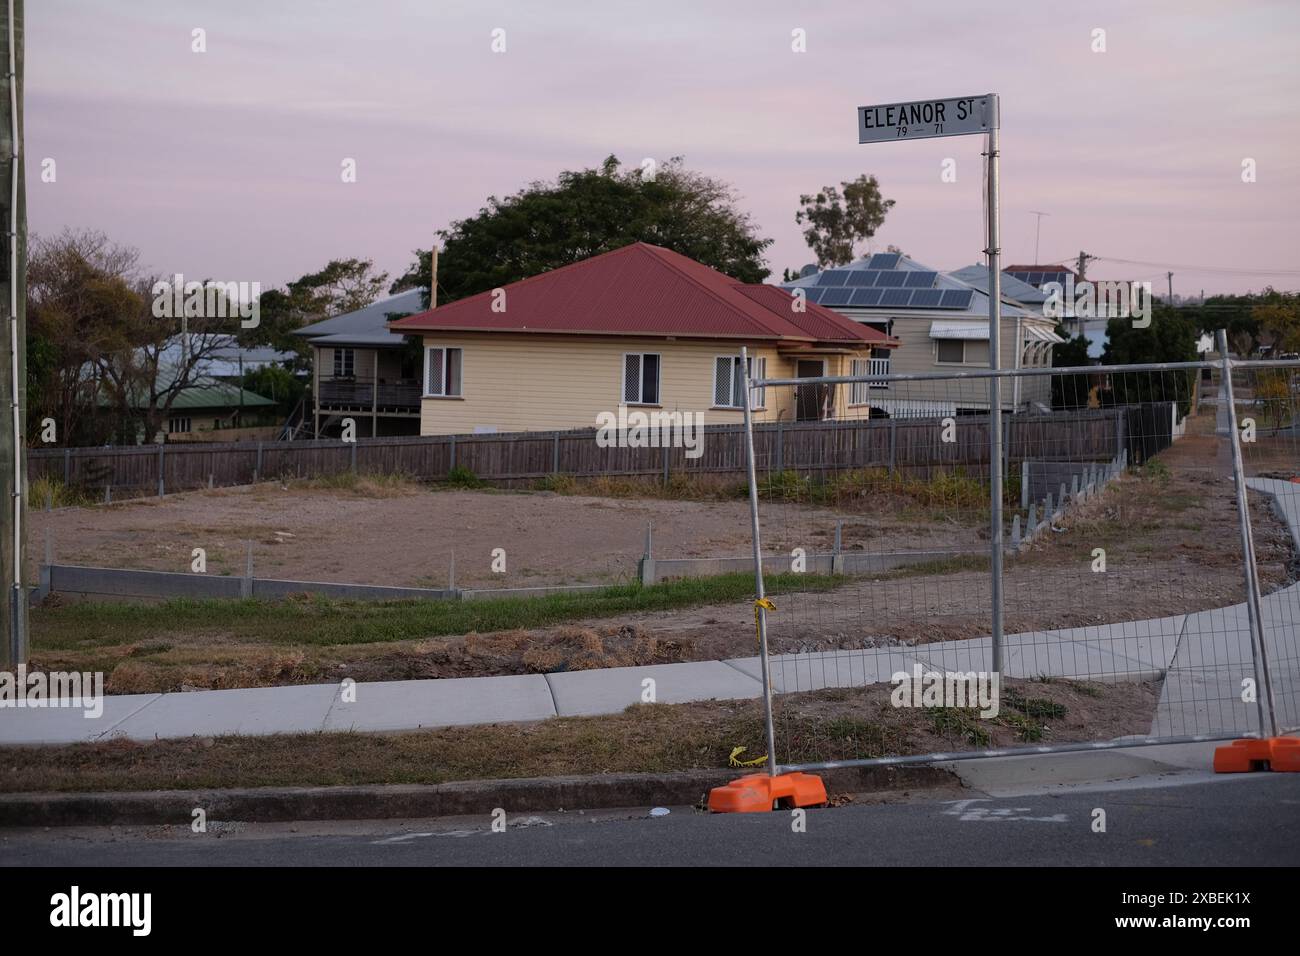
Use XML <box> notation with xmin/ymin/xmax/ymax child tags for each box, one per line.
<box><xmin>0</xmin><ymin>676</ymin><xmax>1157</xmax><ymax>793</ymax></box>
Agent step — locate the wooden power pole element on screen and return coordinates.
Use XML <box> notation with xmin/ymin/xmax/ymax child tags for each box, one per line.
<box><xmin>0</xmin><ymin>0</ymin><xmax>26</xmax><ymax>669</ymax></box>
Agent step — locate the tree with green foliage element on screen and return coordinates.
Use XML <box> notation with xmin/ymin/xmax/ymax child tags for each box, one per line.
<box><xmin>239</xmin><ymin>258</ymin><xmax>389</xmax><ymax>355</ymax></box>
<box><xmin>26</xmin><ymin>229</ymin><xmax>145</xmax><ymax>445</ymax></box>
<box><xmin>390</xmin><ymin>155</ymin><xmax>772</xmax><ymax>306</ymax></box>
<box><xmin>1050</xmin><ymin>326</ymin><xmax>1093</xmax><ymax>409</ymax></box>
<box><xmin>794</xmin><ymin>174</ymin><xmax>894</xmax><ymax>268</ymax></box>
<box><xmin>240</xmin><ymin>364</ymin><xmax>306</xmax><ymax>414</ymax></box>
<box><xmin>1101</xmin><ymin>304</ymin><xmax>1200</xmax><ymax>415</ymax></box>
<box><xmin>1250</xmin><ymin>292</ymin><xmax>1300</xmax><ymax>355</ymax></box>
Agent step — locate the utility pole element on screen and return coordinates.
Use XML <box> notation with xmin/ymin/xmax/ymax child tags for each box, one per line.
<box><xmin>1029</xmin><ymin>210</ymin><xmax>1049</xmax><ymax>263</ymax></box>
<box><xmin>1166</xmin><ymin>271</ymin><xmax>1174</xmax><ymax>303</ymax></box>
<box><xmin>0</xmin><ymin>0</ymin><xmax>25</xmax><ymax>669</ymax></box>
<box><xmin>1075</xmin><ymin>250</ymin><xmax>1094</xmax><ymax>281</ymax></box>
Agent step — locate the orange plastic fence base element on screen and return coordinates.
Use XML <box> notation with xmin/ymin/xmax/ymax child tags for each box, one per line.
<box><xmin>1213</xmin><ymin>738</ymin><xmax>1300</xmax><ymax>773</ymax></box>
<box><xmin>707</xmin><ymin>772</ymin><xmax>828</xmax><ymax>813</ymax></box>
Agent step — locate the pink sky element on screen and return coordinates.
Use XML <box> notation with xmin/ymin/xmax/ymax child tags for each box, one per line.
<box><xmin>26</xmin><ymin>0</ymin><xmax>1300</xmax><ymax>297</ymax></box>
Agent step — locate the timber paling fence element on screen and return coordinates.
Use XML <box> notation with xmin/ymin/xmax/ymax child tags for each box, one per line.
<box><xmin>26</xmin><ymin>405</ymin><xmax>1156</xmax><ymax>497</ymax></box>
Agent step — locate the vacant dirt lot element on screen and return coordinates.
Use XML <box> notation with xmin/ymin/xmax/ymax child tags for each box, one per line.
<box><xmin>27</xmin><ymin>479</ymin><xmax>983</xmax><ymax>589</ymax></box>
<box><xmin>26</xmin><ymin>409</ymin><xmax>1297</xmax><ymax>695</ymax></box>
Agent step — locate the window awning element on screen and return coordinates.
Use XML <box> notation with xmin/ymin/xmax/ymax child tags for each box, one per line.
<box><xmin>1024</xmin><ymin>326</ymin><xmax>1066</xmax><ymax>344</ymax></box>
<box><xmin>929</xmin><ymin>321</ymin><xmax>989</xmax><ymax>340</ymax></box>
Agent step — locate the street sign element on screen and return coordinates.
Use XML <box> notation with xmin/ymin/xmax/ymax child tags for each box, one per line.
<box><xmin>855</xmin><ymin>91</ymin><xmax>1005</xmax><ymax>673</ymax></box>
<box><xmin>857</xmin><ymin>94</ymin><xmax>998</xmax><ymax>144</ymax></box>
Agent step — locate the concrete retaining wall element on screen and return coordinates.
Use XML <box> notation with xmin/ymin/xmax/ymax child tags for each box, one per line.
<box><xmin>42</xmin><ymin>565</ymin><xmax>620</xmax><ymax>604</ymax></box>
<box><xmin>639</xmin><ymin>548</ymin><xmax>977</xmax><ymax>585</ymax></box>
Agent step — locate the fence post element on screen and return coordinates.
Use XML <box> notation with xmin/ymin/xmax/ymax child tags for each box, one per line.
<box><xmin>241</xmin><ymin>541</ymin><xmax>253</xmax><ymax>599</ymax></box>
<box><xmin>1010</xmin><ymin>513</ymin><xmax>1021</xmax><ymax>550</ymax></box>
<box><xmin>1002</xmin><ymin>416</ymin><xmax>1011</xmax><ymax>477</ymax></box>
<box><xmin>739</xmin><ymin>347</ymin><xmax>778</xmax><ymax>780</ymax></box>
<box><xmin>157</xmin><ymin>443</ymin><xmax>165</xmax><ymax>497</ymax></box>
<box><xmin>255</xmin><ymin>441</ymin><xmax>263</xmax><ymax>483</ymax></box>
<box><xmin>888</xmin><ymin>418</ymin><xmax>897</xmax><ymax>475</ymax></box>
<box><xmin>63</xmin><ymin>447</ymin><xmax>70</xmax><ymax>484</ymax></box>
<box><xmin>1217</xmin><ymin>329</ymin><xmax>1277</xmax><ymax>737</ymax></box>
<box><xmin>552</xmin><ymin>432</ymin><xmax>561</xmax><ymax>474</ymax></box>
<box><xmin>775</xmin><ymin>422</ymin><xmax>784</xmax><ymax>473</ymax></box>
<box><xmin>449</xmin><ymin>436</ymin><xmax>457</xmax><ymax>472</ymax></box>
<box><xmin>639</xmin><ymin>521</ymin><xmax>655</xmax><ymax>586</ymax></box>
<box><xmin>1020</xmin><ymin>459</ymin><xmax>1029</xmax><ymax>510</ymax></box>
<box><xmin>37</xmin><ymin>528</ymin><xmax>52</xmax><ymax>604</ymax></box>
<box><xmin>662</xmin><ymin>443</ymin><xmax>670</xmax><ymax>485</ymax></box>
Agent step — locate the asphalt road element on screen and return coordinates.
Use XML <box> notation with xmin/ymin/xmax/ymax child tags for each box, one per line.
<box><xmin>3</xmin><ymin>772</ymin><xmax>1298</xmax><ymax>866</ymax></box>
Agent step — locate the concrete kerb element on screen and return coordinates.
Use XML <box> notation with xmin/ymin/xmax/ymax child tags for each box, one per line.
<box><xmin>0</xmin><ymin>764</ymin><xmax>959</xmax><ymax>828</ymax></box>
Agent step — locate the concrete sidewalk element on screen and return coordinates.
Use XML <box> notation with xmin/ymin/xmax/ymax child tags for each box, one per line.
<box><xmin>4</xmin><ymin>478</ymin><xmax>1297</xmax><ymax>748</ymax></box>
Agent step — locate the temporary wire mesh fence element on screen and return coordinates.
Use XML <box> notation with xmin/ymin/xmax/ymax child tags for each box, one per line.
<box><xmin>737</xmin><ymin>353</ymin><xmax>1299</xmax><ymax>773</ymax></box>
<box><xmin>1228</xmin><ymin>359</ymin><xmax>1300</xmax><ymax>734</ymax></box>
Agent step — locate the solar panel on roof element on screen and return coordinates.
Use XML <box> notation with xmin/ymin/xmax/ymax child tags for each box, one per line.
<box><xmin>876</xmin><ymin>270</ymin><xmax>907</xmax><ymax>287</ymax></box>
<box><xmin>880</xmin><ymin>288</ymin><xmax>912</xmax><ymax>307</ymax></box>
<box><xmin>820</xmin><ymin>288</ymin><xmax>853</xmax><ymax>307</ymax></box>
<box><xmin>819</xmin><ymin>270</ymin><xmax>851</xmax><ymax>286</ymax></box>
<box><xmin>1029</xmin><ymin>272</ymin><xmax>1045</xmax><ymax>285</ymax></box>
<box><xmin>1007</xmin><ymin>271</ymin><xmax>1034</xmax><ymax>284</ymax></box>
<box><xmin>867</xmin><ymin>253</ymin><xmax>901</xmax><ymax>269</ymax></box>
<box><xmin>904</xmin><ymin>271</ymin><xmax>937</xmax><ymax>288</ymax></box>
<box><xmin>908</xmin><ymin>289</ymin><xmax>944</xmax><ymax>308</ymax></box>
<box><xmin>849</xmin><ymin>288</ymin><xmax>883</xmax><ymax>307</ymax></box>
<box><xmin>802</xmin><ymin>287</ymin><xmax>826</xmax><ymax>304</ymax></box>
<box><xmin>939</xmin><ymin>289</ymin><xmax>974</xmax><ymax>309</ymax></box>
<box><xmin>846</xmin><ymin>269</ymin><xmax>877</xmax><ymax>286</ymax></box>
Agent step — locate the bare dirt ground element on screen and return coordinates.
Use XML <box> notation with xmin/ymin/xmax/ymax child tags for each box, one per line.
<box><xmin>27</xmin><ymin>480</ymin><xmax>982</xmax><ymax>590</ymax></box>
<box><xmin>27</xmin><ymin>410</ymin><xmax>1297</xmax><ymax>694</ymax></box>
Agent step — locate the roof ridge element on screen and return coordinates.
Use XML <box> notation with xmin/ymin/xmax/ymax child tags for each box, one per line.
<box><xmin>637</xmin><ymin>244</ymin><xmax>799</xmax><ymax>340</ymax></box>
<box><xmin>393</xmin><ymin>243</ymin><xmax>651</xmax><ymax>326</ymax></box>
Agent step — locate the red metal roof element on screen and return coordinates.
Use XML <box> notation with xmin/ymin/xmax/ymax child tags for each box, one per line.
<box><xmin>389</xmin><ymin>243</ymin><xmax>896</xmax><ymax>348</ymax></box>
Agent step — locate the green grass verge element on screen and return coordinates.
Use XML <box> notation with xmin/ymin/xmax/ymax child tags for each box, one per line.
<box><xmin>33</xmin><ymin>571</ymin><xmax>847</xmax><ymax>651</ymax></box>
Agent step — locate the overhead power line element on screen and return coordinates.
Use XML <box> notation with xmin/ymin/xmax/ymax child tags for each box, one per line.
<box><xmin>1038</xmin><ymin>253</ymin><xmax>1300</xmax><ymax>278</ymax></box>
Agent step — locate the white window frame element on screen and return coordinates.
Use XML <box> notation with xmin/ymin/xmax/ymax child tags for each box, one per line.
<box><xmin>167</xmin><ymin>416</ymin><xmax>192</xmax><ymax>434</ymax></box>
<box><xmin>713</xmin><ymin>355</ymin><xmax>766</xmax><ymax>410</ymax></box>
<box><xmin>333</xmin><ymin>347</ymin><xmax>355</xmax><ymax>379</ymax></box>
<box><xmin>621</xmin><ymin>352</ymin><xmax>662</xmax><ymax>406</ymax></box>
<box><xmin>423</xmin><ymin>346</ymin><xmax>464</xmax><ymax>398</ymax></box>
<box><xmin>934</xmin><ymin>339</ymin><xmax>990</xmax><ymax>366</ymax></box>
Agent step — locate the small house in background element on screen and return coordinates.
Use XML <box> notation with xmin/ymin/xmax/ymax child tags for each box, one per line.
<box><xmin>94</xmin><ymin>335</ymin><xmax>286</xmax><ymax>443</ymax></box>
<box><xmin>292</xmin><ymin>288</ymin><xmax>424</xmax><ymax>438</ymax></box>
<box><xmin>152</xmin><ymin>377</ymin><xmax>278</xmax><ymax>442</ymax></box>
<box><xmin>389</xmin><ymin>242</ymin><xmax>898</xmax><ymax>436</ymax></box>
<box><xmin>782</xmin><ymin>253</ymin><xmax>1063</xmax><ymax>416</ymax></box>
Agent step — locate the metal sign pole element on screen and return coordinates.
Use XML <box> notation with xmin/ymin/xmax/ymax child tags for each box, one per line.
<box><xmin>986</xmin><ymin>121</ymin><xmax>1004</xmax><ymax>675</ymax></box>
<box><xmin>853</xmin><ymin>92</ymin><xmax>1003</xmax><ymax>672</ymax></box>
